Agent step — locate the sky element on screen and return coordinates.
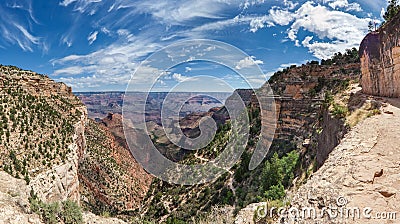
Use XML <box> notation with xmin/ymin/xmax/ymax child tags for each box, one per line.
<box><xmin>0</xmin><ymin>0</ymin><xmax>388</xmax><ymax>92</ymax></box>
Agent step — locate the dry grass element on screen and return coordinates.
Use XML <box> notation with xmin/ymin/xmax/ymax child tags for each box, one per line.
<box><xmin>346</xmin><ymin>101</ymin><xmax>381</xmax><ymax>128</ymax></box>
<box><xmin>194</xmin><ymin>205</ymin><xmax>235</xmax><ymax>224</ymax></box>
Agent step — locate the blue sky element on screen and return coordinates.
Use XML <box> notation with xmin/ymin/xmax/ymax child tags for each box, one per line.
<box><xmin>0</xmin><ymin>0</ymin><xmax>387</xmax><ymax>92</ymax></box>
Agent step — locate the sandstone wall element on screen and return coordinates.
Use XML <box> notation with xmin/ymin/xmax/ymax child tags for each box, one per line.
<box><xmin>360</xmin><ymin>13</ymin><xmax>400</xmax><ymax>97</ymax></box>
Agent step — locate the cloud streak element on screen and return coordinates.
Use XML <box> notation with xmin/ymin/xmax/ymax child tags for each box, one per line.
<box><xmin>51</xmin><ymin>0</ymin><xmax>375</xmax><ymax>90</ymax></box>
<box><xmin>0</xmin><ymin>0</ymin><xmax>42</xmax><ymax>52</ymax></box>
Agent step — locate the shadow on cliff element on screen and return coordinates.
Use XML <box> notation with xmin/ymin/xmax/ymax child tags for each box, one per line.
<box><xmin>383</xmin><ymin>97</ymin><xmax>400</xmax><ymax>109</ymax></box>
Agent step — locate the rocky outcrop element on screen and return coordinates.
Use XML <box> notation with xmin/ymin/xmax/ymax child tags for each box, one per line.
<box><xmin>0</xmin><ymin>171</ymin><xmax>42</xmax><ymax>224</ymax></box>
<box><xmin>0</xmin><ymin>65</ymin><xmax>132</xmax><ymax>222</ymax></box>
<box><xmin>265</xmin><ymin>62</ymin><xmax>359</xmax><ymax>152</ymax></box>
<box><xmin>0</xmin><ymin>170</ymin><xmax>127</xmax><ymax>224</ymax></box>
<box><xmin>360</xmin><ymin>12</ymin><xmax>400</xmax><ymax>97</ymax></box>
<box><xmin>29</xmin><ymin>106</ymin><xmax>87</xmax><ymax>203</ymax></box>
<box><xmin>237</xmin><ymin>97</ymin><xmax>399</xmax><ymax>224</ymax></box>
<box><xmin>0</xmin><ymin>65</ymin><xmax>87</xmax><ymax>204</ymax></box>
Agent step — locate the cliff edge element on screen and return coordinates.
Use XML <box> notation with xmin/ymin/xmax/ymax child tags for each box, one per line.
<box><xmin>360</xmin><ymin>12</ymin><xmax>400</xmax><ymax>97</ymax></box>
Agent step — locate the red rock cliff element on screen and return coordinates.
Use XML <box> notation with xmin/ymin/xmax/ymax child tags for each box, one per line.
<box><xmin>360</xmin><ymin>13</ymin><xmax>400</xmax><ymax>97</ymax></box>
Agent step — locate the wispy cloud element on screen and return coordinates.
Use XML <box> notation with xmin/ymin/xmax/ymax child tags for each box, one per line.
<box><xmin>52</xmin><ymin>32</ymin><xmax>161</xmax><ymax>90</ymax></box>
<box><xmin>172</xmin><ymin>73</ymin><xmax>189</xmax><ymax>82</ymax></box>
<box><xmin>0</xmin><ymin>0</ymin><xmax>42</xmax><ymax>52</ymax></box>
<box><xmin>59</xmin><ymin>0</ymin><xmax>102</xmax><ymax>13</ymax></box>
<box><xmin>51</xmin><ymin>0</ymin><xmax>376</xmax><ymax>90</ymax></box>
<box><xmin>87</xmin><ymin>31</ymin><xmax>98</xmax><ymax>45</ymax></box>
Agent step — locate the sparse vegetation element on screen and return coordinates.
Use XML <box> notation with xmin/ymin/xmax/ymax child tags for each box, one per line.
<box><xmin>383</xmin><ymin>0</ymin><xmax>400</xmax><ymax>24</ymax></box>
<box><xmin>0</xmin><ymin>65</ymin><xmax>83</xmax><ymax>184</ymax></box>
<box><xmin>29</xmin><ymin>189</ymin><xmax>83</xmax><ymax>224</ymax></box>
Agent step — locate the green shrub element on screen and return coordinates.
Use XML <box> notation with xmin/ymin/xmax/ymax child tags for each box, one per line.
<box><xmin>42</xmin><ymin>202</ymin><xmax>60</xmax><ymax>224</ymax></box>
<box><xmin>264</xmin><ymin>183</ymin><xmax>285</xmax><ymax>200</ymax></box>
<box><xmin>331</xmin><ymin>104</ymin><xmax>348</xmax><ymax>118</ymax></box>
<box><xmin>61</xmin><ymin>200</ymin><xmax>83</xmax><ymax>224</ymax></box>
<box><xmin>29</xmin><ymin>190</ymin><xmax>83</xmax><ymax>224</ymax></box>
<box><xmin>260</xmin><ymin>151</ymin><xmax>299</xmax><ymax>201</ymax></box>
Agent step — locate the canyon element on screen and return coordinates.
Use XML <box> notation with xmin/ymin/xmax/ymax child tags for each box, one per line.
<box><xmin>0</xmin><ymin>13</ymin><xmax>399</xmax><ymax>224</ymax></box>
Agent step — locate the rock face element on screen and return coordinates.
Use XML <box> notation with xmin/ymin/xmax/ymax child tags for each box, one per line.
<box><xmin>360</xmin><ymin>13</ymin><xmax>400</xmax><ymax>97</ymax></box>
<box><xmin>29</xmin><ymin>107</ymin><xmax>87</xmax><ymax>203</ymax></box>
<box><xmin>265</xmin><ymin>62</ymin><xmax>359</xmax><ymax>161</ymax></box>
<box><xmin>0</xmin><ymin>170</ymin><xmax>127</xmax><ymax>224</ymax></box>
<box><xmin>0</xmin><ymin>65</ymin><xmax>87</xmax><ymax>204</ymax></box>
<box><xmin>316</xmin><ymin>109</ymin><xmax>347</xmax><ymax>167</ymax></box>
<box><xmin>0</xmin><ymin>171</ymin><xmax>42</xmax><ymax>224</ymax></box>
<box><xmin>0</xmin><ymin>65</ymin><xmax>130</xmax><ymax>223</ymax></box>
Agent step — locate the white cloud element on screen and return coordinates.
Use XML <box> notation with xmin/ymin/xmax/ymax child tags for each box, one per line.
<box><xmin>249</xmin><ymin>15</ymin><xmax>275</xmax><ymax>32</ymax></box>
<box><xmin>241</xmin><ymin>0</ymin><xmax>266</xmax><ymax>9</ymax></box>
<box><xmin>61</xmin><ymin>35</ymin><xmax>72</xmax><ymax>47</ymax></box>
<box><xmin>131</xmin><ymin>0</ymin><xmax>235</xmax><ymax>25</ymax></box>
<box><xmin>380</xmin><ymin>7</ymin><xmax>386</xmax><ymax>19</ymax></box>
<box><xmin>52</xmin><ymin>66</ymin><xmax>83</xmax><ymax>76</ymax></box>
<box><xmin>323</xmin><ymin>0</ymin><xmax>362</xmax><ymax>12</ymax></box>
<box><xmin>87</xmin><ymin>31</ymin><xmax>98</xmax><ymax>45</ymax></box>
<box><xmin>235</xmin><ymin>56</ymin><xmax>264</xmax><ymax>70</ymax></box>
<box><xmin>59</xmin><ymin>0</ymin><xmax>77</xmax><ymax>7</ymax></box>
<box><xmin>14</xmin><ymin>23</ymin><xmax>39</xmax><ymax>44</ymax></box>
<box><xmin>302</xmin><ymin>36</ymin><xmax>314</xmax><ymax>46</ymax></box>
<box><xmin>101</xmin><ymin>27</ymin><xmax>110</xmax><ymax>34</ymax></box>
<box><xmin>0</xmin><ymin>1</ymin><xmax>43</xmax><ymax>52</ymax></box>
<box><xmin>268</xmin><ymin>6</ymin><xmax>295</xmax><ymax>26</ymax></box>
<box><xmin>286</xmin><ymin>1</ymin><xmax>370</xmax><ymax>59</ymax></box>
<box><xmin>172</xmin><ymin>73</ymin><xmax>189</xmax><ymax>82</ymax></box>
<box><xmin>283</xmin><ymin>0</ymin><xmax>298</xmax><ymax>10</ymax></box>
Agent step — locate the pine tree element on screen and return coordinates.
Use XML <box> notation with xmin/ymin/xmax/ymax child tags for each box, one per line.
<box><xmin>368</xmin><ymin>21</ymin><xmax>374</xmax><ymax>32</ymax></box>
<box><xmin>383</xmin><ymin>0</ymin><xmax>400</xmax><ymax>22</ymax></box>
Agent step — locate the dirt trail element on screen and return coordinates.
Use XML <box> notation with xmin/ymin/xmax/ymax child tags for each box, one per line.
<box><xmin>291</xmin><ymin>100</ymin><xmax>400</xmax><ymax>223</ymax></box>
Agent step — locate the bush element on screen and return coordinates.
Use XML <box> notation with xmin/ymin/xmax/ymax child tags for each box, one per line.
<box><xmin>42</xmin><ymin>202</ymin><xmax>60</xmax><ymax>224</ymax></box>
<box><xmin>29</xmin><ymin>190</ymin><xmax>83</xmax><ymax>224</ymax></box>
<box><xmin>332</xmin><ymin>104</ymin><xmax>348</xmax><ymax>118</ymax></box>
<box><xmin>260</xmin><ymin>151</ymin><xmax>299</xmax><ymax>200</ymax></box>
<box><xmin>61</xmin><ymin>200</ymin><xmax>83</xmax><ymax>224</ymax></box>
<box><xmin>264</xmin><ymin>183</ymin><xmax>285</xmax><ymax>200</ymax></box>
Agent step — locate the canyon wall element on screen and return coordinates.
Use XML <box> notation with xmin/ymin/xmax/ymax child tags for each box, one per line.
<box><xmin>266</xmin><ymin>63</ymin><xmax>359</xmax><ymax>159</ymax></box>
<box><xmin>0</xmin><ymin>65</ymin><xmax>86</xmax><ymax>204</ymax></box>
<box><xmin>29</xmin><ymin>106</ymin><xmax>87</xmax><ymax>203</ymax></box>
<box><xmin>360</xmin><ymin>13</ymin><xmax>400</xmax><ymax>97</ymax></box>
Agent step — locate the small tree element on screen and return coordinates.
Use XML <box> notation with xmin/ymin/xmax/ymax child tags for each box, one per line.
<box><xmin>383</xmin><ymin>0</ymin><xmax>400</xmax><ymax>22</ymax></box>
<box><xmin>368</xmin><ymin>21</ymin><xmax>374</xmax><ymax>32</ymax></box>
